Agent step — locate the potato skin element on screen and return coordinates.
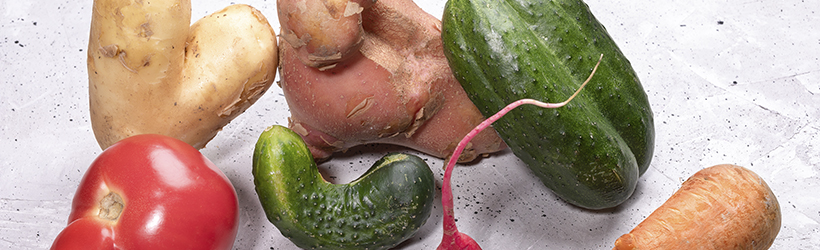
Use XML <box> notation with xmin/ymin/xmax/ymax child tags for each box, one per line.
<box><xmin>613</xmin><ymin>164</ymin><xmax>781</xmax><ymax>250</ymax></box>
<box><xmin>88</xmin><ymin>0</ymin><xmax>278</xmax><ymax>149</ymax></box>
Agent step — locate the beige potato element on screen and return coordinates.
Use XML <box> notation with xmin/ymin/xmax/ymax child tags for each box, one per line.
<box><xmin>88</xmin><ymin>0</ymin><xmax>278</xmax><ymax>149</ymax></box>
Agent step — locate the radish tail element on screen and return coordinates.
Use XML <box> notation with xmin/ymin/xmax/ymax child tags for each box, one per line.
<box><xmin>437</xmin><ymin>54</ymin><xmax>603</xmax><ymax>250</ymax></box>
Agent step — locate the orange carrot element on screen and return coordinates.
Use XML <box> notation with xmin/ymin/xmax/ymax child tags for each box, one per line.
<box><xmin>613</xmin><ymin>164</ymin><xmax>781</xmax><ymax>250</ymax></box>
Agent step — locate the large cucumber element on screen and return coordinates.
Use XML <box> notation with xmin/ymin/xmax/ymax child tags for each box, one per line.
<box><xmin>252</xmin><ymin>125</ymin><xmax>435</xmax><ymax>249</ymax></box>
<box><xmin>442</xmin><ymin>0</ymin><xmax>654</xmax><ymax>209</ymax></box>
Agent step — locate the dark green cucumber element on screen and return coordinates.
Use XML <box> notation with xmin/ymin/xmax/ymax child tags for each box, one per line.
<box><xmin>442</xmin><ymin>0</ymin><xmax>654</xmax><ymax>209</ymax></box>
<box><xmin>252</xmin><ymin>125</ymin><xmax>435</xmax><ymax>250</ymax></box>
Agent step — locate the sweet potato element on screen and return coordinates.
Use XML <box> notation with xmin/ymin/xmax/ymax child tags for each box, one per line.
<box><xmin>88</xmin><ymin>0</ymin><xmax>278</xmax><ymax>149</ymax></box>
<box><xmin>276</xmin><ymin>0</ymin><xmax>505</xmax><ymax>162</ymax></box>
<box><xmin>613</xmin><ymin>164</ymin><xmax>781</xmax><ymax>250</ymax></box>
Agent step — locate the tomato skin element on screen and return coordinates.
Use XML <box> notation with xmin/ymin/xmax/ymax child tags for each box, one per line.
<box><xmin>50</xmin><ymin>218</ymin><xmax>116</xmax><ymax>250</ymax></box>
<box><xmin>51</xmin><ymin>134</ymin><xmax>239</xmax><ymax>250</ymax></box>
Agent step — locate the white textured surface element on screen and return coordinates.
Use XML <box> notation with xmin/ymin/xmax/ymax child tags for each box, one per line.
<box><xmin>2</xmin><ymin>0</ymin><xmax>819</xmax><ymax>249</ymax></box>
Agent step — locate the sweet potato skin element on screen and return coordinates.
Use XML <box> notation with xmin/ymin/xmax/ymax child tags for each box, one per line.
<box><xmin>277</xmin><ymin>0</ymin><xmax>505</xmax><ymax>162</ymax></box>
<box><xmin>614</xmin><ymin>164</ymin><xmax>781</xmax><ymax>250</ymax></box>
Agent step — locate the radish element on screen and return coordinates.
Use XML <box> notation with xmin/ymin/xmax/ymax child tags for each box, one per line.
<box><xmin>437</xmin><ymin>55</ymin><xmax>603</xmax><ymax>249</ymax></box>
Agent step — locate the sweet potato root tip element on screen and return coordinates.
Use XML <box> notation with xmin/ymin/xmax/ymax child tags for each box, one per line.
<box><xmin>278</xmin><ymin>0</ymin><xmax>365</xmax><ymax>67</ymax></box>
<box><xmin>613</xmin><ymin>164</ymin><xmax>781</xmax><ymax>250</ymax></box>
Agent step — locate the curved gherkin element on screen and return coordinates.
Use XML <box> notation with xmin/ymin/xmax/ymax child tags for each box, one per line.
<box><xmin>252</xmin><ymin>125</ymin><xmax>436</xmax><ymax>249</ymax></box>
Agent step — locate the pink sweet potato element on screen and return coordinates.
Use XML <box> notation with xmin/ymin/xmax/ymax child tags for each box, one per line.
<box><xmin>276</xmin><ymin>0</ymin><xmax>505</xmax><ymax>162</ymax></box>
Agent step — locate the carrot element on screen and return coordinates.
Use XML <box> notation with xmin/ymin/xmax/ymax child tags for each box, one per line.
<box><xmin>613</xmin><ymin>164</ymin><xmax>781</xmax><ymax>250</ymax></box>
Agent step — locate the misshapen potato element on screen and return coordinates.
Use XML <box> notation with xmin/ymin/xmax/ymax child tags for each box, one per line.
<box><xmin>88</xmin><ymin>0</ymin><xmax>278</xmax><ymax>149</ymax></box>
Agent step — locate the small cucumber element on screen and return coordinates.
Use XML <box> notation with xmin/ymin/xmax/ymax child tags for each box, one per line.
<box><xmin>442</xmin><ymin>0</ymin><xmax>654</xmax><ymax>209</ymax></box>
<box><xmin>252</xmin><ymin>125</ymin><xmax>435</xmax><ymax>250</ymax></box>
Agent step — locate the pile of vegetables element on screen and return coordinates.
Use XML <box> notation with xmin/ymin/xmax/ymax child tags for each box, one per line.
<box><xmin>49</xmin><ymin>0</ymin><xmax>784</xmax><ymax>249</ymax></box>
<box><xmin>53</xmin><ymin>0</ymin><xmax>276</xmax><ymax>248</ymax></box>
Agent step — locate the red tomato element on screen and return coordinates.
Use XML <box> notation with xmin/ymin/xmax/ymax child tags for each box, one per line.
<box><xmin>51</xmin><ymin>134</ymin><xmax>239</xmax><ymax>250</ymax></box>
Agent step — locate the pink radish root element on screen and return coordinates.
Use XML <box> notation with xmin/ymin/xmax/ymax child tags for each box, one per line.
<box><xmin>437</xmin><ymin>55</ymin><xmax>604</xmax><ymax>250</ymax></box>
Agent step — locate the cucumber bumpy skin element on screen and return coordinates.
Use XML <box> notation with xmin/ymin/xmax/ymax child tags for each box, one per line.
<box><xmin>442</xmin><ymin>0</ymin><xmax>654</xmax><ymax>209</ymax></box>
<box><xmin>252</xmin><ymin>125</ymin><xmax>435</xmax><ymax>250</ymax></box>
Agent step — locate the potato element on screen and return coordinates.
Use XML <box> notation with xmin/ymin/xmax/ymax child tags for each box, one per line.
<box><xmin>88</xmin><ymin>0</ymin><xmax>278</xmax><ymax>149</ymax></box>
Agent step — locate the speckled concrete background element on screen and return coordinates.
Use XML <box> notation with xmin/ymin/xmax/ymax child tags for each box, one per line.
<box><xmin>2</xmin><ymin>0</ymin><xmax>818</xmax><ymax>249</ymax></box>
